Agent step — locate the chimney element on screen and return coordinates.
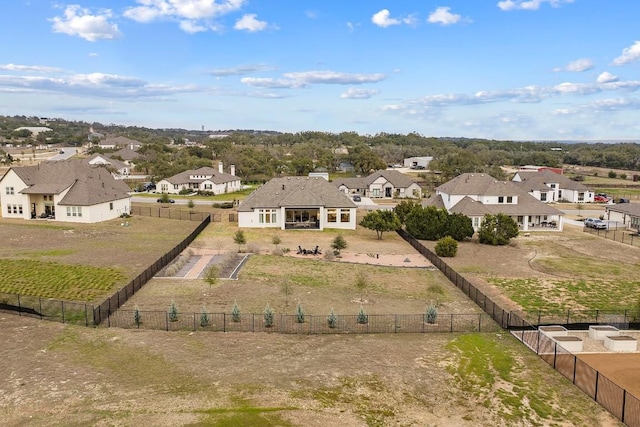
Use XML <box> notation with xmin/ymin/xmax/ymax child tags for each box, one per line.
<box><xmin>230</xmin><ymin>164</ymin><xmax>236</xmax><ymax>176</ymax></box>
<box><xmin>218</xmin><ymin>161</ymin><xmax>223</xmax><ymax>174</ymax></box>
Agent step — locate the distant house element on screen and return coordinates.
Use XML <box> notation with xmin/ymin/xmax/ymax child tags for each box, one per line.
<box><xmin>111</xmin><ymin>146</ymin><xmax>142</xmax><ymax>164</ymax></box>
<box><xmin>0</xmin><ymin>159</ymin><xmax>131</xmax><ymax>223</ymax></box>
<box><xmin>512</xmin><ymin>169</ymin><xmax>594</xmax><ymax>203</ymax></box>
<box><xmin>97</xmin><ymin>136</ymin><xmax>142</xmax><ymax>150</ymax></box>
<box><xmin>605</xmin><ymin>203</ymin><xmax>640</xmax><ymax>231</ymax></box>
<box><xmin>238</xmin><ymin>176</ymin><xmax>356</xmax><ymax>230</ymax></box>
<box><xmin>403</xmin><ymin>156</ymin><xmax>433</xmax><ymax>170</ymax></box>
<box><xmin>335</xmin><ymin>169</ymin><xmax>422</xmax><ymax>199</ymax></box>
<box><xmin>85</xmin><ymin>154</ymin><xmax>130</xmax><ymax>179</ymax></box>
<box><xmin>424</xmin><ymin>173</ymin><xmax>564</xmax><ymax>232</ymax></box>
<box><xmin>155</xmin><ymin>163</ymin><xmax>241</xmax><ymax>195</ymax></box>
<box><xmin>13</xmin><ymin>126</ymin><xmax>52</xmax><ymax>137</ymax></box>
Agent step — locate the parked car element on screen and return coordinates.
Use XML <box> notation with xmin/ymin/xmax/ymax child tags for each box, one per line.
<box><xmin>157</xmin><ymin>197</ymin><xmax>175</xmax><ymax>203</ymax></box>
<box><xmin>352</xmin><ymin>195</ymin><xmax>362</xmax><ymax>202</ymax></box>
<box><xmin>594</xmin><ymin>195</ymin><xmax>609</xmax><ymax>203</ymax></box>
<box><xmin>618</xmin><ymin>198</ymin><xmax>630</xmax><ymax>203</ymax></box>
<box><xmin>584</xmin><ymin>218</ymin><xmax>607</xmax><ymax>229</ymax></box>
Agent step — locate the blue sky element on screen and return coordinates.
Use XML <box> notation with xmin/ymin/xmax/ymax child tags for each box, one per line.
<box><xmin>1</xmin><ymin>0</ymin><xmax>639</xmax><ymax>140</ymax></box>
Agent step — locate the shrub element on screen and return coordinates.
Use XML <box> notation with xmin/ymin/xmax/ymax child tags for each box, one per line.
<box><xmin>327</xmin><ymin>308</ymin><xmax>338</xmax><ymax>329</ymax></box>
<box><xmin>323</xmin><ymin>250</ymin><xmax>336</xmax><ymax>261</ymax></box>
<box><xmin>620</xmin><ymin>173</ymin><xmax>627</xmax><ymax>180</ymax></box>
<box><xmin>246</xmin><ymin>243</ymin><xmax>261</xmax><ymax>253</ymax></box>
<box><xmin>231</xmin><ymin>301</ymin><xmax>241</xmax><ymax>322</ymax></box>
<box><xmin>435</xmin><ymin>236</ymin><xmax>458</xmax><ymax>257</ymax></box>
<box><xmin>271</xmin><ymin>247</ymin><xmax>284</xmax><ymax>256</ymax></box>
<box><xmin>263</xmin><ymin>303</ymin><xmax>274</xmax><ymax>327</ymax></box>
<box><xmin>425</xmin><ymin>304</ymin><xmax>438</xmax><ymax>324</ymax></box>
<box><xmin>168</xmin><ymin>300</ymin><xmax>179</xmax><ymax>322</ymax></box>
<box><xmin>200</xmin><ymin>307</ymin><xmax>210</xmax><ymax>327</ymax></box>
<box><xmin>295</xmin><ymin>303</ymin><xmax>305</xmax><ymax>323</ymax></box>
<box><xmin>134</xmin><ymin>305</ymin><xmax>142</xmax><ymax>328</ymax></box>
<box><xmin>608</xmin><ymin>170</ymin><xmax>617</xmax><ymax>179</ymax></box>
<box><xmin>331</xmin><ymin>234</ymin><xmax>347</xmax><ymax>255</ymax></box>
<box><xmin>356</xmin><ymin>306</ymin><xmax>368</xmax><ymax>324</ymax></box>
<box><xmin>478</xmin><ymin>213</ymin><xmax>519</xmax><ymax>246</ymax></box>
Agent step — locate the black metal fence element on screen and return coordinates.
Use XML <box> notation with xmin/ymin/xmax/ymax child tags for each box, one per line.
<box><xmin>106</xmin><ymin>310</ymin><xmax>502</xmax><ymax>334</ymax></box>
<box><xmin>511</xmin><ymin>327</ymin><xmax>640</xmax><ymax>427</ymax></box>
<box><xmin>92</xmin><ymin>214</ymin><xmax>211</xmax><ymax>325</ymax></box>
<box><xmin>583</xmin><ymin>225</ymin><xmax>640</xmax><ymax>248</ymax></box>
<box><xmin>131</xmin><ymin>205</ymin><xmax>221</xmax><ymax>222</ymax></box>
<box><xmin>0</xmin><ymin>296</ymin><xmax>95</xmax><ymax>326</ymax></box>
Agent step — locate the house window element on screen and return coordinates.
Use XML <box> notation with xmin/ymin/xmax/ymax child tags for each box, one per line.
<box><xmin>258</xmin><ymin>209</ymin><xmax>277</xmax><ymax>224</ymax></box>
<box><xmin>66</xmin><ymin>206</ymin><xmax>83</xmax><ymax>217</ymax></box>
<box><xmin>578</xmin><ymin>192</ymin><xmax>585</xmax><ymax>202</ymax></box>
<box><xmin>540</xmin><ymin>193</ymin><xmax>547</xmax><ymax>202</ymax></box>
<box><xmin>327</xmin><ymin>209</ymin><xmax>337</xmax><ymax>223</ymax></box>
<box><xmin>204</xmin><ymin>184</ymin><xmax>212</xmax><ymax>190</ymax></box>
<box><xmin>5</xmin><ymin>186</ymin><xmax>14</xmax><ymax>195</ymax></box>
<box><xmin>109</xmin><ymin>202</ymin><xmax>114</xmax><ymax>210</ymax></box>
<box><xmin>173</xmin><ymin>184</ymin><xmax>179</xmax><ymax>190</ymax></box>
<box><xmin>160</xmin><ymin>184</ymin><xmax>168</xmax><ymax>192</ymax></box>
<box><xmin>507</xmin><ymin>196</ymin><xmax>513</xmax><ymax>203</ymax></box>
<box><xmin>550</xmin><ymin>184</ymin><xmax>556</xmax><ymax>189</ymax></box>
<box><xmin>498</xmin><ymin>196</ymin><xmax>504</xmax><ymax>203</ymax></box>
<box><xmin>340</xmin><ymin>209</ymin><xmax>350</xmax><ymax>222</ymax></box>
<box><xmin>18</xmin><ymin>205</ymin><xmax>23</xmax><ymax>214</ymax></box>
<box><xmin>473</xmin><ymin>217</ymin><xmax>480</xmax><ymax>228</ymax></box>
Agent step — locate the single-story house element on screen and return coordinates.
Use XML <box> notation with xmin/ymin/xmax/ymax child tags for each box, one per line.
<box><xmin>85</xmin><ymin>153</ymin><xmax>130</xmax><ymax>179</ymax></box>
<box><xmin>335</xmin><ymin>169</ymin><xmax>422</xmax><ymax>199</ymax></box>
<box><xmin>604</xmin><ymin>203</ymin><xmax>640</xmax><ymax>231</ymax></box>
<box><xmin>238</xmin><ymin>176</ymin><xmax>357</xmax><ymax>230</ymax></box>
<box><xmin>155</xmin><ymin>163</ymin><xmax>241</xmax><ymax>195</ymax></box>
<box><xmin>424</xmin><ymin>172</ymin><xmax>564</xmax><ymax>231</ymax></box>
<box><xmin>96</xmin><ymin>136</ymin><xmax>142</xmax><ymax>150</ymax></box>
<box><xmin>512</xmin><ymin>169</ymin><xmax>594</xmax><ymax>203</ymax></box>
<box><xmin>0</xmin><ymin>159</ymin><xmax>131</xmax><ymax>223</ymax></box>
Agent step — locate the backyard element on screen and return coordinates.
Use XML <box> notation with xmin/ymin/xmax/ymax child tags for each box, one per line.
<box><xmin>0</xmin><ymin>213</ymin><xmax>633</xmax><ymax>426</ymax></box>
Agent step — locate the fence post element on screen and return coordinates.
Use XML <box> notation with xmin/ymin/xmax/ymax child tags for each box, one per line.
<box><xmin>61</xmin><ymin>300</ymin><xmax>65</xmax><ymax>323</ymax></box>
<box><xmin>223</xmin><ymin>313</ymin><xmax>226</xmax><ymax>333</ymax></box>
<box><xmin>450</xmin><ymin>314</ymin><xmax>453</xmax><ymax>332</ymax></box>
<box><xmin>85</xmin><ymin>304</ymin><xmax>88</xmax><ymax>327</ymax></box>
<box><xmin>594</xmin><ymin>371</ymin><xmax>599</xmax><ymax>401</ymax></box>
<box><xmin>39</xmin><ymin>297</ymin><xmax>43</xmax><ymax>319</ymax></box>
<box><xmin>478</xmin><ymin>314</ymin><xmax>481</xmax><ymax>332</ymax></box>
<box><xmin>394</xmin><ymin>315</ymin><xmax>398</xmax><ymax>333</ymax></box>
<box><xmin>573</xmin><ymin>355</ymin><xmax>577</xmax><ymax>384</ymax></box>
<box><xmin>553</xmin><ymin>342</ymin><xmax>557</xmax><ymax>369</ymax></box>
<box><xmin>622</xmin><ymin>390</ymin><xmax>627</xmax><ymax>423</ymax></box>
<box><xmin>537</xmin><ymin>310</ymin><xmax>541</xmax><ymax>325</ymax></box>
<box><xmin>252</xmin><ymin>313</ymin><xmax>255</xmax><ymax>332</ymax></box>
<box><xmin>17</xmin><ymin>294</ymin><xmax>21</xmax><ymax>316</ymax></box>
<box><xmin>566</xmin><ymin>310</ymin><xmax>570</xmax><ymax>325</ymax></box>
<box><xmin>193</xmin><ymin>313</ymin><xmax>196</xmax><ymax>331</ymax></box>
<box><xmin>595</xmin><ymin>309</ymin><xmax>599</xmax><ymax>323</ymax></box>
<box><xmin>166</xmin><ymin>312</ymin><xmax>169</xmax><ymax>331</ymax></box>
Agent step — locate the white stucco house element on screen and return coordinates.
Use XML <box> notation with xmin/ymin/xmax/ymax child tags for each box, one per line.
<box><xmin>512</xmin><ymin>169</ymin><xmax>594</xmax><ymax>203</ymax></box>
<box><xmin>334</xmin><ymin>169</ymin><xmax>422</xmax><ymax>199</ymax></box>
<box><xmin>0</xmin><ymin>159</ymin><xmax>131</xmax><ymax>223</ymax></box>
<box><xmin>424</xmin><ymin>173</ymin><xmax>564</xmax><ymax>232</ymax></box>
<box><xmin>238</xmin><ymin>176</ymin><xmax>357</xmax><ymax>230</ymax></box>
<box><xmin>155</xmin><ymin>163</ymin><xmax>241</xmax><ymax>195</ymax></box>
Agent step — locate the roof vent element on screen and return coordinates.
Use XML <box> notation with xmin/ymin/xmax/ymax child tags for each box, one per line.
<box><xmin>282</xmin><ymin>184</ymin><xmax>285</xmax><ymax>190</ymax></box>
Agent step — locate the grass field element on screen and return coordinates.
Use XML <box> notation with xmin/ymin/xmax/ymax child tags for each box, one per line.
<box><xmin>0</xmin><ymin>215</ymin><xmax>198</xmax><ymax>303</ymax></box>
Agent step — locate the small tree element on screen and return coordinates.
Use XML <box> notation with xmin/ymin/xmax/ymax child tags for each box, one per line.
<box><xmin>608</xmin><ymin>170</ymin><xmax>617</xmax><ymax>179</ymax></box>
<box><xmin>356</xmin><ymin>306</ymin><xmax>368</xmax><ymax>324</ymax></box>
<box><xmin>200</xmin><ymin>307</ymin><xmax>210</xmax><ymax>327</ymax></box>
<box><xmin>576</xmin><ymin>203</ymin><xmax>583</xmax><ymax>217</ymax></box>
<box><xmin>159</xmin><ymin>193</ymin><xmax>171</xmax><ymax>203</ymax></box>
<box><xmin>478</xmin><ymin>213</ymin><xmax>519</xmax><ymax>246</ymax></box>
<box><xmin>263</xmin><ymin>303</ymin><xmax>274</xmax><ymax>327</ymax></box>
<box><xmin>435</xmin><ymin>236</ymin><xmax>458</xmax><ymax>257</ymax></box>
<box><xmin>331</xmin><ymin>234</ymin><xmax>347</xmax><ymax>255</ymax></box>
<box><xmin>133</xmin><ymin>305</ymin><xmax>142</xmax><ymax>328</ymax></box>
<box><xmin>168</xmin><ymin>300</ymin><xmax>179</xmax><ymax>322</ymax></box>
<box><xmin>393</xmin><ymin>200</ymin><xmax>420</xmax><ymax>226</ymax></box>
<box><xmin>359</xmin><ymin>209</ymin><xmax>401</xmax><ymax>240</ymax></box>
<box><xmin>203</xmin><ymin>264</ymin><xmax>219</xmax><ymax>292</ymax></box>
<box><xmin>231</xmin><ymin>301</ymin><xmax>241</xmax><ymax>322</ymax></box>
<box><xmin>327</xmin><ymin>308</ymin><xmax>338</xmax><ymax>329</ymax></box>
<box><xmin>187</xmin><ymin>199</ymin><xmax>195</xmax><ymax>211</ymax></box>
<box><xmin>425</xmin><ymin>304</ymin><xmax>438</xmax><ymax>324</ymax></box>
<box><xmin>233</xmin><ymin>230</ymin><xmax>247</xmax><ymax>252</ymax></box>
<box><xmin>295</xmin><ymin>303</ymin><xmax>305</xmax><ymax>324</ymax></box>
<box><xmin>272</xmin><ymin>234</ymin><xmax>281</xmax><ymax>249</ymax></box>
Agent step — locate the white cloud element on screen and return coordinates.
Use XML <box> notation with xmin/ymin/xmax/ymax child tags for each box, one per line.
<box><xmin>207</xmin><ymin>64</ymin><xmax>274</xmax><ymax>77</ymax></box>
<box><xmin>554</xmin><ymin>58</ymin><xmax>593</xmax><ymax>72</ymax></box>
<box><xmin>50</xmin><ymin>5</ymin><xmax>121</xmax><ymax>41</ymax></box>
<box><xmin>234</xmin><ymin>14</ymin><xmax>270</xmax><ymax>32</ymax></box>
<box><xmin>124</xmin><ymin>0</ymin><xmax>245</xmax><ymax>21</ymax></box>
<box><xmin>124</xmin><ymin>0</ymin><xmax>246</xmax><ymax>32</ymax></box>
<box><xmin>612</xmin><ymin>41</ymin><xmax>640</xmax><ymax>66</ymax></box>
<box><xmin>283</xmin><ymin>70</ymin><xmax>386</xmax><ymax>85</ymax></box>
<box><xmin>427</xmin><ymin>7</ymin><xmax>461</xmax><ymax>25</ymax></box>
<box><xmin>340</xmin><ymin>88</ymin><xmax>379</xmax><ymax>99</ymax></box>
<box><xmin>240</xmin><ymin>77</ymin><xmax>303</xmax><ymax>89</ymax></box>
<box><xmin>0</xmin><ymin>64</ymin><xmax>64</xmax><ymax>73</ymax></box>
<box><xmin>371</xmin><ymin>9</ymin><xmax>400</xmax><ymax>28</ymax></box>
<box><xmin>597</xmin><ymin>72</ymin><xmax>618</xmax><ymax>84</ymax></box>
<box><xmin>497</xmin><ymin>0</ymin><xmax>574</xmax><ymax>11</ymax></box>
